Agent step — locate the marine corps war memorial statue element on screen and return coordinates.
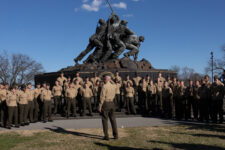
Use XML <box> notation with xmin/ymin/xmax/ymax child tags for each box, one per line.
<box><xmin>35</xmin><ymin>4</ymin><xmax>176</xmax><ymax>85</ymax></box>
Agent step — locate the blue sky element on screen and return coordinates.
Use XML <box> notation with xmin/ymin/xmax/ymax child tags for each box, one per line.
<box><xmin>0</xmin><ymin>0</ymin><xmax>224</xmax><ymax>73</ymax></box>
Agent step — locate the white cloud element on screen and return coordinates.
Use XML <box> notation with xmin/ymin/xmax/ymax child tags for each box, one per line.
<box><xmin>111</xmin><ymin>2</ymin><xmax>127</xmax><ymax>9</ymax></box>
<box><xmin>81</xmin><ymin>0</ymin><xmax>103</xmax><ymax>12</ymax></box>
<box><xmin>80</xmin><ymin>0</ymin><xmax>127</xmax><ymax>12</ymax></box>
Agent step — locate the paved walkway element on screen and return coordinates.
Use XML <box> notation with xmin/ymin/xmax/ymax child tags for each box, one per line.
<box><xmin>0</xmin><ymin>117</ymin><xmax>210</xmax><ymax>131</ymax></box>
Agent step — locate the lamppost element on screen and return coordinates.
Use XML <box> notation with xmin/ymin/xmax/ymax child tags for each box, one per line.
<box><xmin>210</xmin><ymin>51</ymin><xmax>214</xmax><ymax>82</ymax></box>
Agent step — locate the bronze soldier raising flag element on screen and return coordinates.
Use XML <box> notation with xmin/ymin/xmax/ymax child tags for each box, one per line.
<box><xmin>74</xmin><ymin>0</ymin><xmax>145</xmax><ymax>64</ymax></box>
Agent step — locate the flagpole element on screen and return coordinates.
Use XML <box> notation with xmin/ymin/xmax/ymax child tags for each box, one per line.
<box><xmin>105</xmin><ymin>0</ymin><xmax>114</xmax><ymax>13</ymax></box>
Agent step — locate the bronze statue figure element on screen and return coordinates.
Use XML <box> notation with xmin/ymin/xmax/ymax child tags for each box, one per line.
<box><xmin>74</xmin><ymin>0</ymin><xmax>144</xmax><ymax>64</ymax></box>
<box><xmin>123</xmin><ymin>35</ymin><xmax>145</xmax><ymax>61</ymax></box>
<box><xmin>74</xmin><ymin>19</ymin><xmax>107</xmax><ymax>64</ymax></box>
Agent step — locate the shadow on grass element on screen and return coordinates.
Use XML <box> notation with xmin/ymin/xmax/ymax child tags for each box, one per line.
<box><xmin>171</xmin><ymin>131</ymin><xmax>225</xmax><ymax>140</ymax></box>
<box><xmin>158</xmin><ymin>118</ymin><xmax>225</xmax><ymax>133</ymax></box>
<box><xmin>191</xmin><ymin>133</ymin><xmax>225</xmax><ymax>140</ymax></box>
<box><xmin>185</xmin><ymin>124</ymin><xmax>225</xmax><ymax>133</ymax></box>
<box><xmin>148</xmin><ymin>140</ymin><xmax>225</xmax><ymax>150</ymax></box>
<box><xmin>95</xmin><ymin>142</ymin><xmax>151</xmax><ymax>150</ymax></box>
<box><xmin>45</xmin><ymin>126</ymin><xmax>103</xmax><ymax>140</ymax></box>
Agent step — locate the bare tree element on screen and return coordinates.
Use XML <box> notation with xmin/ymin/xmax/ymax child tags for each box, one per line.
<box><xmin>170</xmin><ymin>65</ymin><xmax>204</xmax><ymax>82</ymax></box>
<box><xmin>169</xmin><ymin>65</ymin><xmax>180</xmax><ymax>74</ymax></box>
<box><xmin>179</xmin><ymin>67</ymin><xmax>195</xmax><ymax>80</ymax></box>
<box><xmin>0</xmin><ymin>50</ymin><xmax>44</xmax><ymax>86</ymax></box>
<box><xmin>189</xmin><ymin>73</ymin><xmax>204</xmax><ymax>81</ymax></box>
<box><xmin>0</xmin><ymin>51</ymin><xmax>10</xmax><ymax>83</ymax></box>
<box><xmin>205</xmin><ymin>45</ymin><xmax>225</xmax><ymax>76</ymax></box>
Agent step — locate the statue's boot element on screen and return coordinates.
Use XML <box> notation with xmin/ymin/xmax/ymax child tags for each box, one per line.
<box><xmin>74</xmin><ymin>58</ymin><xmax>79</xmax><ymax>65</ymax></box>
<box><xmin>83</xmin><ymin>54</ymin><xmax>94</xmax><ymax>64</ymax></box>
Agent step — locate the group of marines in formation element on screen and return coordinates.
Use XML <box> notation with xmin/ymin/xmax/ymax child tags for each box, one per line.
<box><xmin>0</xmin><ymin>71</ymin><xmax>224</xmax><ymax>130</ymax></box>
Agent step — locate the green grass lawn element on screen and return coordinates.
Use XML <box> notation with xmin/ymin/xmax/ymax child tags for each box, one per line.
<box><xmin>0</xmin><ymin>124</ymin><xmax>225</xmax><ymax>150</ymax></box>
